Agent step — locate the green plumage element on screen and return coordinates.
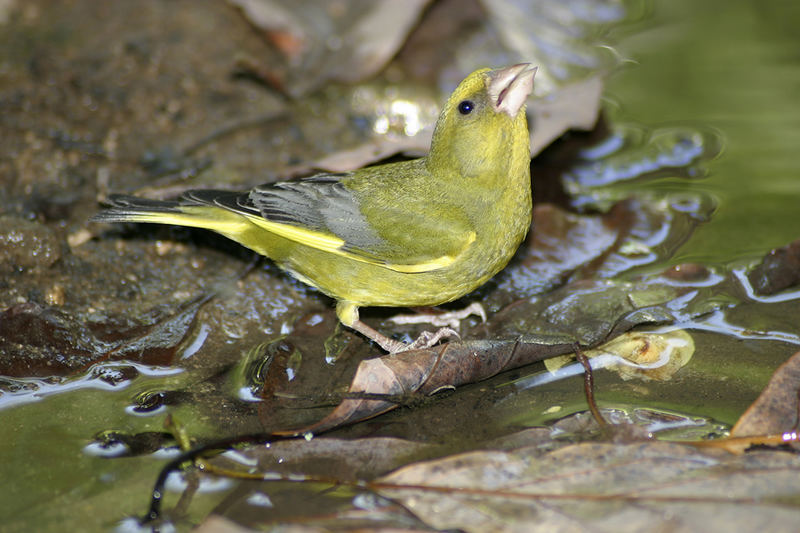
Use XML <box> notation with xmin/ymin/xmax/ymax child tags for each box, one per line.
<box><xmin>92</xmin><ymin>64</ymin><xmax>537</xmax><ymax>352</ymax></box>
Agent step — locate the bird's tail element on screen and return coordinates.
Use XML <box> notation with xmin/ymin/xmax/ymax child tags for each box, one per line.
<box><xmin>90</xmin><ymin>195</ymin><xmax>183</xmax><ymax>223</ymax></box>
<box><xmin>90</xmin><ymin>192</ymin><xmax>253</xmax><ymax>235</ymax></box>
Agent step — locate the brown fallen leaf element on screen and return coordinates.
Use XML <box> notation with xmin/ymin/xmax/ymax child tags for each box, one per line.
<box><xmin>181</xmin><ymin>423</ymin><xmax>800</xmax><ymax>531</ymax></box>
<box><xmin>276</xmin><ymin>338</ymin><xmax>577</xmax><ymax>435</ymax></box>
<box><xmin>732</xmin><ymin>349</ymin><xmax>800</xmax><ymax>438</ymax></box>
<box><xmin>214</xmin><ymin>436</ymin><xmax>435</xmax><ymax>483</ymax></box>
<box><xmin>278</xmin><ymin>276</ymin><xmax>692</xmax><ymax>435</ymax></box>
<box><xmin>228</xmin><ymin>0</ymin><xmax>431</xmax><ymax>97</ymax></box>
<box><xmin>208</xmin><ymin>0</ymin><xmax>618</xmax><ymax>180</ymax></box>
<box><xmin>375</xmin><ymin>441</ymin><xmax>800</xmax><ymax>533</ymax></box>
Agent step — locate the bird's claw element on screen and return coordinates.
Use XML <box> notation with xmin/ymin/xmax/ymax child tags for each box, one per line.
<box><xmin>390</xmin><ymin>302</ymin><xmax>487</xmax><ymax>329</ymax></box>
<box><xmin>397</xmin><ymin>327</ymin><xmax>460</xmax><ymax>353</ymax></box>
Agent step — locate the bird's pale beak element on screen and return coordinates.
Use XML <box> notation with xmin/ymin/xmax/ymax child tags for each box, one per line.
<box><xmin>486</xmin><ymin>63</ymin><xmax>537</xmax><ymax>118</ymax></box>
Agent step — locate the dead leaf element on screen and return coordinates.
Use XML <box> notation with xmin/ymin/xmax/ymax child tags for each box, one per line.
<box><xmin>376</xmin><ymin>441</ymin><xmax>800</xmax><ymax>533</ymax></box>
<box><xmin>214</xmin><ymin>436</ymin><xmax>434</xmax><ymax>482</ymax></box>
<box><xmin>278</xmin><ymin>339</ymin><xmax>575</xmax><ymax>435</ymax></box>
<box><xmin>281</xmin><ymin>277</ymin><xmax>695</xmax><ymax>435</ymax></box>
<box><xmin>220</xmin><ymin>0</ymin><xmax>620</xmax><ymax>178</ymax></box>
<box><xmin>228</xmin><ymin>0</ymin><xmax>431</xmax><ymax>97</ymax></box>
<box><xmin>545</xmin><ymin>330</ymin><xmax>695</xmax><ymax>382</ymax></box>
<box><xmin>732</xmin><ymin>349</ymin><xmax>800</xmax><ymax>438</ymax></box>
<box><xmin>529</xmin><ymin>75</ymin><xmax>604</xmax><ymax>153</ymax></box>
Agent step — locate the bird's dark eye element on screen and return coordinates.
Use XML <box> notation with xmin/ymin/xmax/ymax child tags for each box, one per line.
<box><xmin>457</xmin><ymin>100</ymin><xmax>474</xmax><ymax>115</ymax></box>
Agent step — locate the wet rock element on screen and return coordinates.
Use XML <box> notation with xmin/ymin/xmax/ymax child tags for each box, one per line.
<box><xmin>0</xmin><ymin>216</ymin><xmax>63</xmax><ymax>273</ymax></box>
<box><xmin>662</xmin><ymin>263</ymin><xmax>712</xmax><ymax>283</ymax></box>
<box><xmin>0</xmin><ymin>302</ymin><xmax>101</xmax><ymax>377</ymax></box>
<box><xmin>747</xmin><ymin>239</ymin><xmax>800</xmax><ymax>296</ymax></box>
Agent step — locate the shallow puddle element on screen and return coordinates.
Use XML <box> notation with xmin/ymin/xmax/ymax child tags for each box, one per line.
<box><xmin>1</xmin><ymin>0</ymin><xmax>799</xmax><ymax>531</ymax></box>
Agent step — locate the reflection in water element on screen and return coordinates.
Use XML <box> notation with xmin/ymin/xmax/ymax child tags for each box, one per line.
<box><xmin>0</xmin><ymin>362</ymin><xmax>183</xmax><ymax>410</ymax></box>
<box><xmin>548</xmin><ymin>406</ymin><xmax>729</xmax><ymax>442</ymax></box>
<box><xmin>564</xmin><ymin>124</ymin><xmax>721</xmax><ymax>192</ymax></box>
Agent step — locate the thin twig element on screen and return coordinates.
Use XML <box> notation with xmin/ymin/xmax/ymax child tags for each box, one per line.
<box><xmin>574</xmin><ymin>343</ymin><xmax>608</xmax><ymax>428</ymax></box>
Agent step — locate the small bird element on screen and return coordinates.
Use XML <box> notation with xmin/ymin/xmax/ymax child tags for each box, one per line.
<box><xmin>92</xmin><ymin>64</ymin><xmax>537</xmax><ymax>353</ymax></box>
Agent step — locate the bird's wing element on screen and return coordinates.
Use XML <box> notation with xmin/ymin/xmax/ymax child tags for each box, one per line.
<box><xmin>185</xmin><ymin>173</ymin><xmax>475</xmax><ymax>274</ymax></box>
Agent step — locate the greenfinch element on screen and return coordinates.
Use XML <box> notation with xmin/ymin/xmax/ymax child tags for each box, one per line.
<box><xmin>92</xmin><ymin>63</ymin><xmax>537</xmax><ymax>353</ymax></box>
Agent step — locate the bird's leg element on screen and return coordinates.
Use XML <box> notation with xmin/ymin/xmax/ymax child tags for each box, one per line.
<box><xmin>350</xmin><ymin>319</ymin><xmax>460</xmax><ymax>354</ymax></box>
<box><xmin>340</xmin><ymin>301</ymin><xmax>474</xmax><ymax>354</ymax></box>
<box><xmin>349</xmin><ymin>318</ymin><xmax>409</xmax><ymax>354</ymax></box>
<box><xmin>337</xmin><ymin>301</ymin><xmax>407</xmax><ymax>353</ymax></box>
<box><xmin>389</xmin><ymin>302</ymin><xmax>487</xmax><ymax>329</ymax></box>
<box><xmin>350</xmin><ymin>319</ymin><xmax>461</xmax><ymax>354</ymax></box>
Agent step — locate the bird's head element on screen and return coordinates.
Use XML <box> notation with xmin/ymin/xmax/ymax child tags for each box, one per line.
<box><xmin>428</xmin><ymin>63</ymin><xmax>537</xmax><ymax>182</ymax></box>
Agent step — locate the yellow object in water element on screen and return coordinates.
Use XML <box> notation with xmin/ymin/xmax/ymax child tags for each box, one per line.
<box><xmin>91</xmin><ymin>64</ymin><xmax>537</xmax><ymax>353</ymax></box>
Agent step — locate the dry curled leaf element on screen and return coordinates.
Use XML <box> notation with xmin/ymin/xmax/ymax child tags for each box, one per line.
<box><xmin>280</xmin><ymin>279</ymin><xmax>697</xmax><ymax>435</ymax></box>
<box><xmin>278</xmin><ymin>338</ymin><xmax>576</xmax><ymax>435</ymax></box>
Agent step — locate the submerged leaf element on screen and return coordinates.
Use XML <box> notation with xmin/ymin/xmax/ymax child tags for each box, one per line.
<box><xmin>545</xmin><ymin>330</ymin><xmax>695</xmax><ymax>382</ymax></box>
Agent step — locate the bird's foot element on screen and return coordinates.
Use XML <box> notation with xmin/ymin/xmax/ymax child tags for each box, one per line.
<box><xmin>404</xmin><ymin>327</ymin><xmax>460</xmax><ymax>352</ymax></box>
<box><xmin>389</xmin><ymin>302</ymin><xmax>487</xmax><ymax>329</ymax></box>
<box><xmin>350</xmin><ymin>320</ymin><xmax>461</xmax><ymax>354</ymax></box>
<box><xmin>350</xmin><ymin>319</ymin><xmax>408</xmax><ymax>353</ymax></box>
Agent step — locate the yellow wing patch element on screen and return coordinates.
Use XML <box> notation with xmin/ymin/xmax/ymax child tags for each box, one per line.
<box><xmin>243</xmin><ymin>211</ymin><xmax>474</xmax><ymax>274</ymax></box>
<box><xmin>246</xmin><ymin>213</ymin><xmax>346</xmax><ymax>250</ymax></box>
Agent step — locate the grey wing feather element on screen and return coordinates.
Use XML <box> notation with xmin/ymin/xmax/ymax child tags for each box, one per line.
<box><xmin>94</xmin><ymin>172</ymin><xmax>428</xmax><ymax>263</ymax></box>
<box><xmin>180</xmin><ymin>189</ymin><xmax>258</xmax><ymax>215</ymax></box>
<box><xmin>182</xmin><ymin>173</ymin><xmax>468</xmax><ymax>265</ymax></box>
<box><xmin>249</xmin><ymin>173</ymin><xmax>386</xmax><ymax>252</ymax></box>
<box><xmin>93</xmin><ymin>172</ymin><xmax>472</xmax><ymax>268</ymax></box>
<box><xmin>93</xmin><ymin>173</ymin><xmax>384</xmax><ymax>254</ymax></box>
